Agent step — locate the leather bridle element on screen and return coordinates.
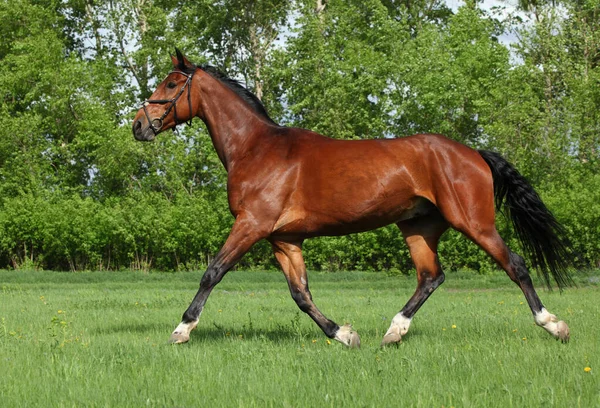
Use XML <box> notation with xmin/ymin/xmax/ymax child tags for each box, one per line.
<box><xmin>141</xmin><ymin>70</ymin><xmax>195</xmax><ymax>134</ymax></box>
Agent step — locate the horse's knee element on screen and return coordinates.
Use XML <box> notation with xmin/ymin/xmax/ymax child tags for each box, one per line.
<box><xmin>418</xmin><ymin>269</ymin><xmax>445</xmax><ymax>293</ymax></box>
<box><xmin>431</xmin><ymin>271</ymin><xmax>445</xmax><ymax>289</ymax></box>
<box><xmin>199</xmin><ymin>266</ymin><xmax>223</xmax><ymax>289</ymax></box>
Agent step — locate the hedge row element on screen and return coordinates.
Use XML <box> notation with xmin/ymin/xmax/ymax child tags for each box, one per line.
<box><xmin>1</xmin><ymin>169</ymin><xmax>598</xmax><ymax>272</ymax></box>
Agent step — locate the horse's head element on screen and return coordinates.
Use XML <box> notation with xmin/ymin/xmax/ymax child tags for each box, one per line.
<box><xmin>132</xmin><ymin>49</ymin><xmax>198</xmax><ymax>141</ymax></box>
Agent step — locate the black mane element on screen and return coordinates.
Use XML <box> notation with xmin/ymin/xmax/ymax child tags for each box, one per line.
<box><xmin>178</xmin><ymin>61</ymin><xmax>277</xmax><ymax>125</ymax></box>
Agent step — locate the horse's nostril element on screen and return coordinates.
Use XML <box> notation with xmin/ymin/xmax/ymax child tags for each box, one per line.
<box><xmin>134</xmin><ymin>120</ymin><xmax>142</xmax><ymax>131</ymax></box>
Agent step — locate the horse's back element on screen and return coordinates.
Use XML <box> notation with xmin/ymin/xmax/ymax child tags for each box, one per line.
<box><xmin>280</xmin><ymin>130</ymin><xmax>489</xmax><ymax>200</ymax></box>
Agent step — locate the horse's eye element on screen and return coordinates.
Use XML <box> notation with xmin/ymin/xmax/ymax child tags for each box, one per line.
<box><xmin>167</xmin><ymin>82</ymin><xmax>177</xmax><ymax>89</ymax></box>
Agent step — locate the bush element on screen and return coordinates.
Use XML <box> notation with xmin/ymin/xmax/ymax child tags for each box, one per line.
<box><xmin>0</xmin><ymin>167</ymin><xmax>597</xmax><ymax>273</ymax></box>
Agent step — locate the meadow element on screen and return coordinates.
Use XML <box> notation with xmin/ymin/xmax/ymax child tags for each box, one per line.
<box><xmin>1</xmin><ymin>269</ymin><xmax>598</xmax><ymax>407</ymax></box>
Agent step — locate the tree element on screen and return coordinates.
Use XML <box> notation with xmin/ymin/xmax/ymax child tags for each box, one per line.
<box><xmin>268</xmin><ymin>0</ymin><xmax>404</xmax><ymax>139</ymax></box>
<box><xmin>173</xmin><ymin>0</ymin><xmax>292</xmax><ymax>100</ymax></box>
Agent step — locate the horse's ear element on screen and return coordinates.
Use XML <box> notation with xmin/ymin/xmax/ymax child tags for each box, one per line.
<box><xmin>174</xmin><ymin>48</ymin><xmax>192</xmax><ymax>69</ymax></box>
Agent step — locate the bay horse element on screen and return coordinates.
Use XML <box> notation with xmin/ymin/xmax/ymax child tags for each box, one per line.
<box><xmin>132</xmin><ymin>50</ymin><xmax>572</xmax><ymax>347</ymax></box>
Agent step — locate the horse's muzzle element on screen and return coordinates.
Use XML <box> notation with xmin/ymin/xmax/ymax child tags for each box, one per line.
<box><xmin>132</xmin><ymin>119</ymin><xmax>156</xmax><ymax>142</ymax></box>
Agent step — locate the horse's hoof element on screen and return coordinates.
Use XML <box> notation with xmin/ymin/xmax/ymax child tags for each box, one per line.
<box><xmin>348</xmin><ymin>330</ymin><xmax>361</xmax><ymax>348</ymax></box>
<box><xmin>556</xmin><ymin>321</ymin><xmax>570</xmax><ymax>343</ymax></box>
<box><xmin>381</xmin><ymin>332</ymin><xmax>402</xmax><ymax>347</ymax></box>
<box><xmin>335</xmin><ymin>324</ymin><xmax>361</xmax><ymax>348</ymax></box>
<box><xmin>168</xmin><ymin>332</ymin><xmax>190</xmax><ymax>344</ymax></box>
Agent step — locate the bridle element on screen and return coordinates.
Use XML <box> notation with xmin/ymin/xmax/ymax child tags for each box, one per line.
<box><xmin>141</xmin><ymin>70</ymin><xmax>195</xmax><ymax>134</ymax></box>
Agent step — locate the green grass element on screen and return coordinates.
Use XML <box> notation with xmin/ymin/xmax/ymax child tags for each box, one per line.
<box><xmin>1</xmin><ymin>270</ymin><xmax>599</xmax><ymax>407</ymax></box>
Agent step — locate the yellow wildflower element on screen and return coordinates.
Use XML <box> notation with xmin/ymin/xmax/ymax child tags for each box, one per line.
<box><xmin>584</xmin><ymin>367</ymin><xmax>591</xmax><ymax>373</ymax></box>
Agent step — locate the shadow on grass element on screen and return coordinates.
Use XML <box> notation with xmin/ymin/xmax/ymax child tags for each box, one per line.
<box><xmin>93</xmin><ymin>321</ymin><xmax>305</xmax><ymax>344</ymax></box>
<box><xmin>191</xmin><ymin>326</ymin><xmax>308</xmax><ymax>343</ymax></box>
<box><xmin>92</xmin><ymin>321</ymin><xmax>170</xmax><ymax>335</ymax></box>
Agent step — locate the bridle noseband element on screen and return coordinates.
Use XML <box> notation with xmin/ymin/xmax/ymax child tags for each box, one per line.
<box><xmin>141</xmin><ymin>70</ymin><xmax>195</xmax><ymax>134</ymax></box>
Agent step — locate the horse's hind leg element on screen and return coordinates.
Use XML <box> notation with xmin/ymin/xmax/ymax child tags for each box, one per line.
<box><xmin>430</xmin><ymin>161</ymin><xmax>570</xmax><ymax>342</ymax></box>
<box><xmin>382</xmin><ymin>213</ymin><xmax>448</xmax><ymax>346</ymax></box>
<box><xmin>271</xmin><ymin>240</ymin><xmax>360</xmax><ymax>348</ymax></box>
<box><xmin>462</xmin><ymin>228</ymin><xmax>570</xmax><ymax>342</ymax></box>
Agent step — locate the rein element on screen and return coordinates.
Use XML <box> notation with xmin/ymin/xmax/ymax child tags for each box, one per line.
<box><xmin>141</xmin><ymin>70</ymin><xmax>195</xmax><ymax>134</ymax></box>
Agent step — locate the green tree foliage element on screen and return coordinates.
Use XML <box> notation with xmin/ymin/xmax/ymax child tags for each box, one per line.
<box><xmin>174</xmin><ymin>0</ymin><xmax>292</xmax><ymax>100</ymax></box>
<box><xmin>0</xmin><ymin>0</ymin><xmax>598</xmax><ymax>271</ymax></box>
<box><xmin>268</xmin><ymin>0</ymin><xmax>402</xmax><ymax>139</ymax></box>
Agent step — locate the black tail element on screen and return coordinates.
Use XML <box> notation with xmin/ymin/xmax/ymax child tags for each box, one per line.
<box><xmin>478</xmin><ymin>150</ymin><xmax>573</xmax><ymax>290</ymax></box>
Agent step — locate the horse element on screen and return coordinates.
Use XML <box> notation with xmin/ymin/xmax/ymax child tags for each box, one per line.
<box><xmin>132</xmin><ymin>49</ymin><xmax>572</xmax><ymax>347</ymax></box>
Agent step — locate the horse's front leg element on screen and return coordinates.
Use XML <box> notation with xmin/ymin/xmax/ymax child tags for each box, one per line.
<box><xmin>169</xmin><ymin>214</ymin><xmax>268</xmax><ymax>344</ymax></box>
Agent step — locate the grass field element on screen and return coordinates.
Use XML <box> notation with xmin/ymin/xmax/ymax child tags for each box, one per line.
<box><xmin>1</xmin><ymin>269</ymin><xmax>598</xmax><ymax>407</ymax></box>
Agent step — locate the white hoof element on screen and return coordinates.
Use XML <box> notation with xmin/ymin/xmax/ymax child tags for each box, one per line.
<box><xmin>534</xmin><ymin>308</ymin><xmax>570</xmax><ymax>343</ymax></box>
<box><xmin>382</xmin><ymin>313</ymin><xmax>412</xmax><ymax>346</ymax></box>
<box><xmin>168</xmin><ymin>320</ymin><xmax>198</xmax><ymax>344</ymax></box>
<box><xmin>334</xmin><ymin>324</ymin><xmax>361</xmax><ymax>348</ymax></box>
<box><xmin>555</xmin><ymin>320</ymin><xmax>570</xmax><ymax>343</ymax></box>
<box><xmin>169</xmin><ymin>331</ymin><xmax>190</xmax><ymax>344</ymax></box>
<box><xmin>381</xmin><ymin>330</ymin><xmax>402</xmax><ymax>346</ymax></box>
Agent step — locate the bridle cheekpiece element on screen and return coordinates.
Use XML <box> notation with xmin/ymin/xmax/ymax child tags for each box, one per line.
<box><xmin>141</xmin><ymin>69</ymin><xmax>195</xmax><ymax>134</ymax></box>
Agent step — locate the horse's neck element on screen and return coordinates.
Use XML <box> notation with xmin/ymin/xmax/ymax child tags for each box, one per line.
<box><xmin>197</xmin><ymin>74</ymin><xmax>273</xmax><ymax>171</ymax></box>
